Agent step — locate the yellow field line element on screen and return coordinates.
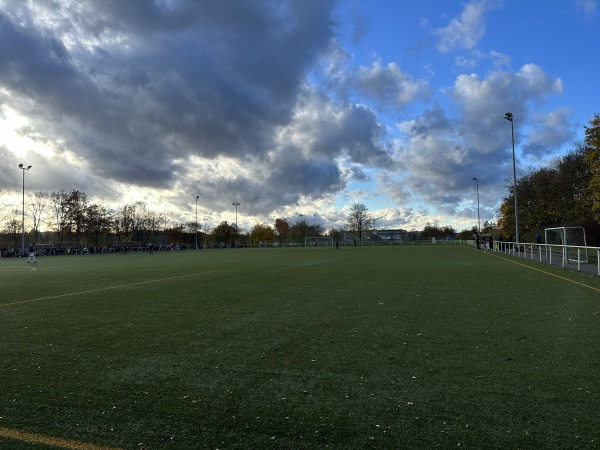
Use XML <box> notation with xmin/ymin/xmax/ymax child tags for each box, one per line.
<box><xmin>0</xmin><ymin>271</ymin><xmax>216</xmax><ymax>308</ymax></box>
<box><xmin>0</xmin><ymin>427</ymin><xmax>121</xmax><ymax>450</ymax></box>
<box><xmin>488</xmin><ymin>252</ymin><xmax>600</xmax><ymax>293</ymax></box>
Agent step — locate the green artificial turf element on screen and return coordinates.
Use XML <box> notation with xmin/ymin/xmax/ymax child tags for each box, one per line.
<box><xmin>1</xmin><ymin>245</ymin><xmax>600</xmax><ymax>449</ymax></box>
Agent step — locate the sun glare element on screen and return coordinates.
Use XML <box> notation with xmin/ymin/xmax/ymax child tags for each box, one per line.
<box><xmin>0</xmin><ymin>105</ymin><xmax>55</xmax><ymax>158</ymax></box>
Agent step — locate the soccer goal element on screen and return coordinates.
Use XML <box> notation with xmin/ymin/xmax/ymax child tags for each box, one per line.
<box><xmin>544</xmin><ymin>226</ymin><xmax>588</xmax><ymax>263</ymax></box>
<box><xmin>305</xmin><ymin>236</ymin><xmax>334</xmax><ymax>247</ymax></box>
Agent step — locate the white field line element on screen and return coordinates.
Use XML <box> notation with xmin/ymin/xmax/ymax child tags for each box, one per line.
<box><xmin>0</xmin><ymin>271</ymin><xmax>216</xmax><ymax>308</ymax></box>
<box><xmin>0</xmin><ymin>426</ymin><xmax>121</xmax><ymax>450</ymax></box>
<box><xmin>487</xmin><ymin>252</ymin><xmax>600</xmax><ymax>293</ymax></box>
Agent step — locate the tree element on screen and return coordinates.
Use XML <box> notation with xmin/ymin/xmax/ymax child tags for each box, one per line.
<box><xmin>584</xmin><ymin>113</ymin><xmax>600</xmax><ymax>219</ymax></box>
<box><xmin>290</xmin><ymin>217</ymin><xmax>308</xmax><ymax>244</ymax></box>
<box><xmin>114</xmin><ymin>203</ymin><xmax>136</xmax><ymax>243</ymax></box>
<box><xmin>126</xmin><ymin>201</ymin><xmax>155</xmax><ymax>244</ymax></box>
<box><xmin>457</xmin><ymin>228</ymin><xmax>475</xmax><ymax>240</ymax></box>
<box><xmin>64</xmin><ymin>190</ymin><xmax>88</xmax><ymax>243</ymax></box>
<box><xmin>274</xmin><ymin>218</ymin><xmax>290</xmax><ymax>243</ymax></box>
<box><xmin>50</xmin><ymin>190</ymin><xmax>70</xmax><ymax>246</ymax></box>
<box><xmin>2</xmin><ymin>216</ymin><xmax>20</xmax><ymax>250</ymax></box>
<box><xmin>29</xmin><ymin>191</ymin><xmax>50</xmax><ymax>243</ymax></box>
<box><xmin>146</xmin><ymin>211</ymin><xmax>162</xmax><ymax>244</ymax></box>
<box><xmin>211</xmin><ymin>221</ymin><xmax>236</xmax><ymax>246</ymax></box>
<box><xmin>423</xmin><ymin>223</ymin><xmax>456</xmax><ymax>239</ymax></box>
<box><xmin>517</xmin><ymin>167</ymin><xmax>562</xmax><ymax>234</ymax></box>
<box><xmin>306</xmin><ymin>223</ymin><xmax>324</xmax><ymax>237</ymax></box>
<box><xmin>481</xmin><ymin>221</ymin><xmax>499</xmax><ymax>236</ymax></box>
<box><xmin>184</xmin><ymin>221</ymin><xmax>198</xmax><ymax>246</ymax></box>
<box><xmin>552</xmin><ymin>143</ymin><xmax>593</xmax><ymax>224</ymax></box>
<box><xmin>330</xmin><ymin>227</ymin><xmax>343</xmax><ymax>241</ymax></box>
<box><xmin>498</xmin><ymin>143</ymin><xmax>595</xmax><ymax>242</ymax></box>
<box><xmin>250</xmin><ymin>224</ymin><xmax>275</xmax><ymax>244</ymax></box>
<box><xmin>157</xmin><ymin>212</ymin><xmax>170</xmax><ymax>245</ymax></box>
<box><xmin>165</xmin><ymin>224</ymin><xmax>185</xmax><ymax>246</ymax></box>
<box><xmin>347</xmin><ymin>203</ymin><xmax>372</xmax><ymax>243</ymax></box>
<box><xmin>0</xmin><ymin>189</ymin><xmax>5</xmax><ymax>230</ymax></box>
<box><xmin>85</xmin><ymin>203</ymin><xmax>112</xmax><ymax>248</ymax></box>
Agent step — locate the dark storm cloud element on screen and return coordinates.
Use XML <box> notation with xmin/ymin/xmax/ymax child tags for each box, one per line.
<box><xmin>0</xmin><ymin>0</ymin><xmax>354</xmax><ymax>205</ymax></box>
<box><xmin>266</xmin><ymin>146</ymin><xmax>344</xmax><ymax>198</ymax></box>
<box><xmin>0</xmin><ymin>145</ymin><xmax>15</xmax><ymax>187</ymax></box>
<box><xmin>289</xmin><ymin>89</ymin><xmax>393</xmax><ymax>167</ymax></box>
<box><xmin>353</xmin><ymin>62</ymin><xmax>429</xmax><ymax>109</ymax></box>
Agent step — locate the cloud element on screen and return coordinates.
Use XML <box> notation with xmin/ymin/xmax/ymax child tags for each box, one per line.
<box><xmin>276</xmin><ymin>88</ymin><xmax>393</xmax><ymax>168</ymax></box>
<box><xmin>522</xmin><ymin>108</ymin><xmax>577</xmax><ymax>160</ymax></box>
<box><xmin>393</xmin><ymin>63</ymin><xmax>568</xmax><ymax>220</ymax></box>
<box><xmin>353</xmin><ymin>61</ymin><xmax>430</xmax><ymax>108</ymax></box>
<box><xmin>396</xmin><ymin>106</ymin><xmax>475</xmax><ymax>206</ymax></box>
<box><xmin>1</xmin><ymin>0</ymin><xmax>376</xmax><ymax>219</ymax></box>
<box><xmin>0</xmin><ymin>145</ymin><xmax>16</xmax><ymax>188</ymax></box>
<box><xmin>434</xmin><ymin>1</ymin><xmax>497</xmax><ymax>53</ymax></box>
<box><xmin>449</xmin><ymin>64</ymin><xmax>563</xmax><ymax>150</ymax></box>
<box><xmin>0</xmin><ymin>1</ymin><xmax>583</xmax><ymax>233</ymax></box>
<box><xmin>572</xmin><ymin>0</ymin><xmax>597</xmax><ymax>17</ymax></box>
<box><xmin>452</xmin><ymin>50</ymin><xmax>510</xmax><ymax>71</ymax></box>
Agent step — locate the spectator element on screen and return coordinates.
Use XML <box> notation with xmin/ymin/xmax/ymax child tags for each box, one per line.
<box><xmin>27</xmin><ymin>243</ymin><xmax>37</xmax><ymax>264</ymax></box>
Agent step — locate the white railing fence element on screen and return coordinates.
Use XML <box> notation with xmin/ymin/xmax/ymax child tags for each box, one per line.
<box><xmin>475</xmin><ymin>240</ymin><xmax>600</xmax><ymax>276</ymax></box>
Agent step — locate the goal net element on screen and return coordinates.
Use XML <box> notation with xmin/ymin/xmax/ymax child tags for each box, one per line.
<box><xmin>544</xmin><ymin>226</ymin><xmax>588</xmax><ymax>263</ymax></box>
<box><xmin>305</xmin><ymin>236</ymin><xmax>334</xmax><ymax>247</ymax></box>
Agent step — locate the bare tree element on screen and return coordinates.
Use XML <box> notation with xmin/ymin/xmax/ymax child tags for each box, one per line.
<box><xmin>130</xmin><ymin>201</ymin><xmax>147</xmax><ymax>245</ymax></box>
<box><xmin>29</xmin><ymin>191</ymin><xmax>50</xmax><ymax>243</ymax></box>
<box><xmin>347</xmin><ymin>203</ymin><xmax>373</xmax><ymax>243</ymax></box>
<box><xmin>50</xmin><ymin>190</ymin><xmax>69</xmax><ymax>246</ymax></box>
<box><xmin>2</xmin><ymin>217</ymin><xmax>21</xmax><ymax>251</ymax></box>
<box><xmin>64</xmin><ymin>190</ymin><xmax>88</xmax><ymax>244</ymax></box>
<box><xmin>85</xmin><ymin>203</ymin><xmax>112</xmax><ymax>248</ymax></box>
<box><xmin>146</xmin><ymin>211</ymin><xmax>162</xmax><ymax>244</ymax></box>
<box><xmin>0</xmin><ymin>189</ymin><xmax>7</xmax><ymax>230</ymax></box>
<box><xmin>114</xmin><ymin>203</ymin><xmax>136</xmax><ymax>244</ymax></box>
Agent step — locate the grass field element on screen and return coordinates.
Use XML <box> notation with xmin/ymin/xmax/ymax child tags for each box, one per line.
<box><xmin>1</xmin><ymin>245</ymin><xmax>600</xmax><ymax>449</ymax></box>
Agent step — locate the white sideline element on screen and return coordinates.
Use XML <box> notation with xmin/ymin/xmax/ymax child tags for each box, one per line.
<box><xmin>0</xmin><ymin>271</ymin><xmax>216</xmax><ymax>308</ymax></box>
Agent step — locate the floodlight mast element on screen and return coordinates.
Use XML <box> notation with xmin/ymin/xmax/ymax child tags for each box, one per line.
<box><xmin>18</xmin><ymin>163</ymin><xmax>32</xmax><ymax>256</ymax></box>
<box><xmin>504</xmin><ymin>112</ymin><xmax>519</xmax><ymax>246</ymax></box>
<box><xmin>195</xmin><ymin>195</ymin><xmax>199</xmax><ymax>250</ymax></box>
<box><xmin>232</xmin><ymin>201</ymin><xmax>240</xmax><ymax>242</ymax></box>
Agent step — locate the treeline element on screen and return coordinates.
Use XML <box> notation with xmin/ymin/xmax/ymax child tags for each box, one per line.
<box><xmin>1</xmin><ymin>188</ymin><xmax>464</xmax><ymax>251</ymax></box>
<box><xmin>0</xmin><ymin>190</ymin><xmax>335</xmax><ymax>250</ymax></box>
<box><xmin>1</xmin><ymin>190</ymin><xmax>179</xmax><ymax>250</ymax></box>
<box><xmin>498</xmin><ymin>113</ymin><xmax>600</xmax><ymax>245</ymax></box>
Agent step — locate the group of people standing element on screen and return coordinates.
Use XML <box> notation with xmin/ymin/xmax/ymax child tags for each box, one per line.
<box><xmin>474</xmin><ymin>234</ymin><xmax>495</xmax><ymax>251</ymax></box>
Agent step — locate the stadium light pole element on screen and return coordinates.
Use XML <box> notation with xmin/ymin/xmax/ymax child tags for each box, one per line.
<box><xmin>473</xmin><ymin>177</ymin><xmax>481</xmax><ymax>234</ymax></box>
<box><xmin>503</xmin><ymin>112</ymin><xmax>519</xmax><ymax>245</ymax></box>
<box><xmin>195</xmin><ymin>195</ymin><xmax>199</xmax><ymax>250</ymax></box>
<box><xmin>18</xmin><ymin>163</ymin><xmax>32</xmax><ymax>257</ymax></box>
<box><xmin>232</xmin><ymin>201</ymin><xmax>240</xmax><ymax>241</ymax></box>
<box><xmin>203</xmin><ymin>217</ymin><xmax>208</xmax><ymax>246</ymax></box>
<box><xmin>299</xmin><ymin>213</ymin><xmax>304</xmax><ymax>245</ymax></box>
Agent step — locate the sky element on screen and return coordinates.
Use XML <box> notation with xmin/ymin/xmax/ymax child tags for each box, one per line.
<box><xmin>1</xmin><ymin>0</ymin><xmax>599</xmax><ymax>233</ymax></box>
